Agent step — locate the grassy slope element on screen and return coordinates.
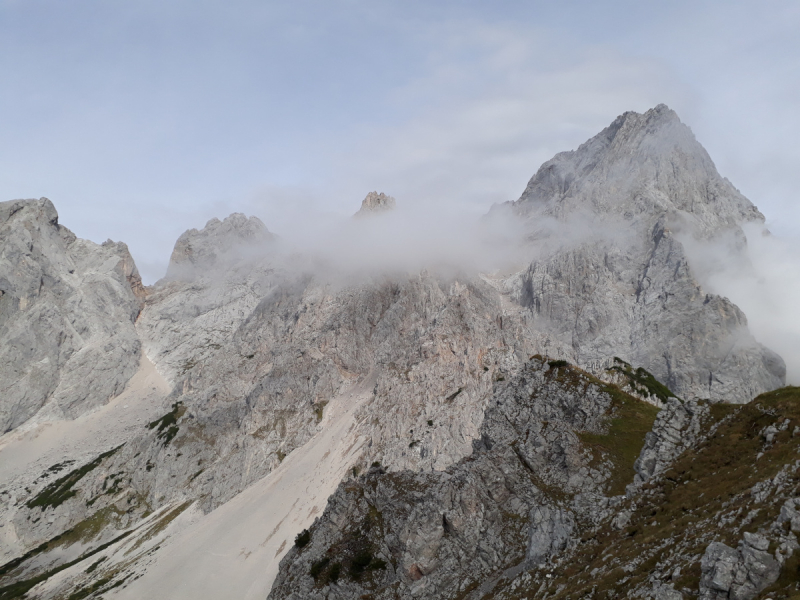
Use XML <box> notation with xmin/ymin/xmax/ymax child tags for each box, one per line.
<box><xmin>501</xmin><ymin>386</ymin><xmax>800</xmax><ymax>600</ymax></box>
<box><xmin>546</xmin><ymin>361</ymin><xmax>661</xmax><ymax>497</ymax></box>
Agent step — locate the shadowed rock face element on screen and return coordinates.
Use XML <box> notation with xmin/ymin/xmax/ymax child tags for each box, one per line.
<box><xmin>0</xmin><ymin>198</ymin><xmax>142</xmax><ymax>432</ymax></box>
<box><xmin>267</xmin><ymin>359</ymin><xmax>650</xmax><ymax>600</ymax></box>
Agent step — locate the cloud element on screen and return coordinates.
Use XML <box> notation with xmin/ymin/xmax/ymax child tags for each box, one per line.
<box><xmin>323</xmin><ymin>21</ymin><xmax>691</xmax><ymax>215</ymax></box>
<box><xmin>251</xmin><ymin>199</ymin><xmax>532</xmax><ymax>279</ymax></box>
<box><xmin>236</xmin><ymin>21</ymin><xmax>690</xmax><ymax>285</ymax></box>
<box><xmin>5</xmin><ymin>2</ymin><xmax>796</xmax><ymax>293</ymax></box>
<box><xmin>681</xmin><ymin>223</ymin><xmax>800</xmax><ymax>385</ymax></box>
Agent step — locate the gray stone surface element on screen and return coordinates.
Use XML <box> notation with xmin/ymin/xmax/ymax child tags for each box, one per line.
<box><xmin>165</xmin><ymin>212</ymin><xmax>274</xmax><ymax>281</ymax></box>
<box><xmin>138</xmin><ymin>212</ymin><xmax>278</xmax><ymax>383</ymax></box>
<box><xmin>651</xmin><ymin>582</ymin><xmax>684</xmax><ymax>600</ymax></box>
<box><xmin>699</xmin><ymin>534</ymin><xmax>780</xmax><ymax>600</ymax></box>
<box><xmin>0</xmin><ymin>198</ymin><xmax>142</xmax><ymax>432</ymax></box>
<box><xmin>526</xmin><ymin>505</ymin><xmax>574</xmax><ymax>566</ymax></box>
<box><xmin>778</xmin><ymin>497</ymin><xmax>800</xmax><ymax>533</ymax></box>
<box><xmin>632</xmin><ymin>397</ymin><xmax>709</xmax><ymax>487</ymax></box>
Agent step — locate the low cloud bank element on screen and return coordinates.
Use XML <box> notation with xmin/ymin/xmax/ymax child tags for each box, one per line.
<box><xmin>249</xmin><ymin>194</ymin><xmax>640</xmax><ymax>283</ymax></box>
<box><xmin>267</xmin><ymin>200</ymin><xmax>532</xmax><ymax>278</ymax></box>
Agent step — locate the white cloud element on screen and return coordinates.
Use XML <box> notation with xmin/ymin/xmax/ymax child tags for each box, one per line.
<box><xmin>323</xmin><ymin>22</ymin><xmax>691</xmax><ymax>216</ymax></box>
<box><xmin>682</xmin><ymin>223</ymin><xmax>800</xmax><ymax>385</ymax></box>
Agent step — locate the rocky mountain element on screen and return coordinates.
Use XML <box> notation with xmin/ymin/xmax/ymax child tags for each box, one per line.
<box><xmin>0</xmin><ymin>105</ymin><xmax>795</xmax><ymax>600</ymax></box>
<box><xmin>269</xmin><ymin>362</ymin><xmax>800</xmax><ymax>600</ymax></box>
<box><xmin>268</xmin><ymin>357</ymin><xmax>662</xmax><ymax>600</ymax></box>
<box><xmin>505</xmin><ymin>104</ymin><xmax>783</xmax><ymax>403</ymax></box>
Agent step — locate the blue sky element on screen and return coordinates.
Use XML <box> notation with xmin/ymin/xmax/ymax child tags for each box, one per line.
<box><xmin>2</xmin><ymin>0</ymin><xmax>798</xmax><ymax>283</ymax></box>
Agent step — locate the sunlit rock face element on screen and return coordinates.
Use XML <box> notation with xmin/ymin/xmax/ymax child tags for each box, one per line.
<box><xmin>505</xmin><ymin>104</ymin><xmax>784</xmax><ymax>402</ymax></box>
<box><xmin>0</xmin><ymin>197</ymin><xmax>142</xmax><ymax>432</ymax></box>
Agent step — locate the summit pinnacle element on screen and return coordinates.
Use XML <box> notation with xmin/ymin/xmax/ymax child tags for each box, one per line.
<box><xmin>354</xmin><ymin>191</ymin><xmax>396</xmax><ymax>216</ymax></box>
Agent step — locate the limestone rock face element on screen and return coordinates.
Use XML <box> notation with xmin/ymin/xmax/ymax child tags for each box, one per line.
<box><xmin>508</xmin><ymin>104</ymin><xmax>784</xmax><ymax>402</ymax></box>
<box><xmin>0</xmin><ymin>198</ymin><xmax>142</xmax><ymax>432</ymax></box>
<box><xmin>165</xmin><ymin>212</ymin><xmax>273</xmax><ymax>281</ymax></box>
<box><xmin>354</xmin><ymin>191</ymin><xmax>396</xmax><ymax>216</ymax></box>
<box><xmin>526</xmin><ymin>505</ymin><xmax>574</xmax><ymax>566</ymax></box>
<box><xmin>516</xmin><ymin>105</ymin><xmax>762</xmax><ymax>230</ymax></box>
<box><xmin>130</xmin><ymin>269</ymin><xmax>535</xmax><ymax>513</ymax></box>
<box><xmin>632</xmin><ymin>397</ymin><xmax>709</xmax><ymax>487</ymax></box>
<box><xmin>138</xmin><ymin>213</ymin><xmax>278</xmax><ymax>383</ymax></box>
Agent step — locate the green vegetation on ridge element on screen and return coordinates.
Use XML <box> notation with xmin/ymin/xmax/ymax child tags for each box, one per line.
<box><xmin>505</xmin><ymin>386</ymin><xmax>800</xmax><ymax>600</ymax></box>
<box><xmin>607</xmin><ymin>357</ymin><xmax>676</xmax><ymax>404</ymax></box>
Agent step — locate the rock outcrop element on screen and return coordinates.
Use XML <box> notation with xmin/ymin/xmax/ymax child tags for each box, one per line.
<box><xmin>267</xmin><ymin>358</ymin><xmax>657</xmax><ymax>600</ymax></box>
<box><xmin>632</xmin><ymin>396</ymin><xmax>709</xmax><ymax>487</ymax></box>
<box><xmin>699</xmin><ymin>533</ymin><xmax>781</xmax><ymax>600</ymax></box>
<box><xmin>0</xmin><ymin>198</ymin><xmax>142</xmax><ymax>432</ymax></box>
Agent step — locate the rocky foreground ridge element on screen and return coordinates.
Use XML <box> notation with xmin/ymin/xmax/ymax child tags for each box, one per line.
<box><xmin>0</xmin><ymin>105</ymin><xmax>795</xmax><ymax>599</ymax></box>
<box><xmin>269</xmin><ymin>361</ymin><xmax>800</xmax><ymax>600</ymax></box>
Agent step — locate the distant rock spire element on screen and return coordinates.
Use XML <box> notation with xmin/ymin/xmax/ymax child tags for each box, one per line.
<box><xmin>354</xmin><ymin>191</ymin><xmax>396</xmax><ymax>217</ymax></box>
<box><xmin>165</xmin><ymin>213</ymin><xmax>273</xmax><ymax>280</ymax></box>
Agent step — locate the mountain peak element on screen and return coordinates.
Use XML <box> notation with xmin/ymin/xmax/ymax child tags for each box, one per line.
<box><xmin>622</xmin><ymin>102</ymin><xmax>678</xmax><ymax>124</ymax></box>
<box><xmin>354</xmin><ymin>191</ymin><xmax>396</xmax><ymax>217</ymax></box>
<box><xmin>515</xmin><ymin>105</ymin><xmax>763</xmax><ymax>234</ymax></box>
<box><xmin>165</xmin><ymin>212</ymin><xmax>273</xmax><ymax>280</ymax></box>
<box><xmin>0</xmin><ymin>197</ymin><xmax>60</xmax><ymax>229</ymax></box>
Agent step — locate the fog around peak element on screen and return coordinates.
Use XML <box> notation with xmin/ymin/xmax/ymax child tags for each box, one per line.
<box><xmin>263</xmin><ymin>200</ymin><xmax>532</xmax><ymax>277</ymax></box>
<box><xmin>680</xmin><ymin>223</ymin><xmax>800</xmax><ymax>385</ymax></box>
<box><xmin>216</xmin><ymin>190</ymin><xmax>652</xmax><ymax>286</ymax></box>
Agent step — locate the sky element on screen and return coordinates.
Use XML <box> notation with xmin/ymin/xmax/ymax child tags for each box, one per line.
<box><xmin>1</xmin><ymin>0</ymin><xmax>798</xmax><ymax>284</ymax></box>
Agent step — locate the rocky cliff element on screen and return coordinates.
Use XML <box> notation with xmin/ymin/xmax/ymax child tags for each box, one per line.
<box><xmin>0</xmin><ymin>198</ymin><xmax>143</xmax><ymax>433</ymax></box>
<box><xmin>0</xmin><ymin>106</ymin><xmax>793</xmax><ymax>600</ymax></box>
<box><xmin>268</xmin><ymin>357</ymin><xmax>660</xmax><ymax>600</ymax></box>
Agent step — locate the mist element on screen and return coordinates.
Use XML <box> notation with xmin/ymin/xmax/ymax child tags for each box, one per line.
<box><xmin>235</xmin><ymin>189</ymin><xmax>648</xmax><ymax>287</ymax></box>
<box><xmin>681</xmin><ymin>222</ymin><xmax>800</xmax><ymax>385</ymax></box>
<box><xmin>258</xmin><ymin>199</ymin><xmax>529</xmax><ymax>279</ymax></box>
